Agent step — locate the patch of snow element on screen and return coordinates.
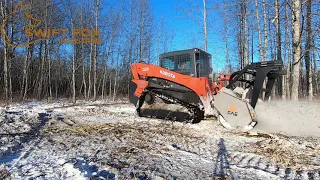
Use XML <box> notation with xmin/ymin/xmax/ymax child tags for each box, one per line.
<box><xmin>57</xmin><ymin>159</ymin><xmax>66</xmax><ymax>165</ymax></box>
<box><xmin>63</xmin><ymin>163</ymin><xmax>86</xmax><ymax>180</ymax></box>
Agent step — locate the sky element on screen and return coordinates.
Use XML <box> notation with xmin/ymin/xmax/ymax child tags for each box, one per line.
<box><xmin>4</xmin><ymin>0</ymin><xmax>262</xmax><ymax>73</ymax></box>
<box><xmin>150</xmin><ymin>0</ymin><xmax>234</xmax><ymax>73</ymax></box>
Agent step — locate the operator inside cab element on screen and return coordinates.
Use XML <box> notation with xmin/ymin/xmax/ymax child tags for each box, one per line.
<box><xmin>180</xmin><ymin>62</ymin><xmax>186</xmax><ymax>70</ymax></box>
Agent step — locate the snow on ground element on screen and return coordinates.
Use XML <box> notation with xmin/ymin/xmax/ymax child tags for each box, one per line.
<box><xmin>0</xmin><ymin>99</ymin><xmax>319</xmax><ymax>179</ymax></box>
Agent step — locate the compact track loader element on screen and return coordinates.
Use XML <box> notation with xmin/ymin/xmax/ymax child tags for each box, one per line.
<box><xmin>129</xmin><ymin>48</ymin><xmax>284</xmax><ymax>132</ymax></box>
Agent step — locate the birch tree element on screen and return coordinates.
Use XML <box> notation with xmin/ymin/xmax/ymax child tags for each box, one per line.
<box><xmin>305</xmin><ymin>0</ymin><xmax>313</xmax><ymax>100</ymax></box>
<box><xmin>0</xmin><ymin>1</ymin><xmax>9</xmax><ymax>103</ymax></box>
<box><xmin>102</xmin><ymin>12</ymin><xmax>118</xmax><ymax>99</ymax></box>
<box><xmin>175</xmin><ymin>0</ymin><xmax>209</xmax><ymax>52</ymax></box>
<box><xmin>291</xmin><ymin>0</ymin><xmax>301</xmax><ymax>100</ymax></box>
<box><xmin>284</xmin><ymin>1</ymin><xmax>291</xmax><ymax>99</ymax></box>
<box><xmin>237</xmin><ymin>0</ymin><xmax>249</xmax><ymax>80</ymax></box>
<box><xmin>80</xmin><ymin>6</ymin><xmax>87</xmax><ymax>100</ymax></box>
<box><xmin>93</xmin><ymin>0</ymin><xmax>99</xmax><ymax>101</ymax></box>
<box><xmin>242</xmin><ymin>0</ymin><xmax>249</xmax><ymax>68</ymax></box>
<box><xmin>255</xmin><ymin>0</ymin><xmax>263</xmax><ymax>62</ymax></box>
<box><xmin>263</xmin><ymin>0</ymin><xmax>268</xmax><ymax>62</ymax></box>
<box><xmin>222</xmin><ymin>2</ymin><xmax>231</xmax><ymax>74</ymax></box>
<box><xmin>274</xmin><ymin>0</ymin><xmax>283</xmax><ymax>99</ymax></box>
<box><xmin>203</xmin><ymin>0</ymin><xmax>208</xmax><ymax>51</ymax></box>
<box><xmin>37</xmin><ymin>1</ymin><xmax>49</xmax><ymax>100</ymax></box>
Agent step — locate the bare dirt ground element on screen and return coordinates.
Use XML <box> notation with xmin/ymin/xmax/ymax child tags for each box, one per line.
<box><xmin>0</xmin><ymin>100</ymin><xmax>320</xmax><ymax>180</ymax></box>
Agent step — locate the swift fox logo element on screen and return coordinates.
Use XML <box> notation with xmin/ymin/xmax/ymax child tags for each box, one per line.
<box><xmin>1</xmin><ymin>1</ymin><xmax>48</xmax><ymax>48</ymax></box>
<box><xmin>227</xmin><ymin>104</ymin><xmax>238</xmax><ymax>116</ymax></box>
<box><xmin>1</xmin><ymin>1</ymin><xmax>101</xmax><ymax>48</ymax></box>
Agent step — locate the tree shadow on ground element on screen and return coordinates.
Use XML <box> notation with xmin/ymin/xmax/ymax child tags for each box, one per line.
<box><xmin>213</xmin><ymin>138</ymin><xmax>234</xmax><ymax>180</ymax></box>
<box><xmin>0</xmin><ymin>111</ymin><xmax>51</xmax><ymax>165</ymax></box>
<box><xmin>68</xmin><ymin>155</ymin><xmax>116</xmax><ymax>180</ymax></box>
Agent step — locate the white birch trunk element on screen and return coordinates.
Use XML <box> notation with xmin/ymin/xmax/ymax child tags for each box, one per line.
<box><xmin>291</xmin><ymin>0</ymin><xmax>301</xmax><ymax>100</ymax></box>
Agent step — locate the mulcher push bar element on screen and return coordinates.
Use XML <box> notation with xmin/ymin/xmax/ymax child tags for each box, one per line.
<box><xmin>226</xmin><ymin>60</ymin><xmax>286</xmax><ymax>109</ymax></box>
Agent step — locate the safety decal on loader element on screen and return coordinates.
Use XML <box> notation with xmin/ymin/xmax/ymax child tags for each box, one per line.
<box><xmin>227</xmin><ymin>104</ymin><xmax>238</xmax><ymax>116</ymax></box>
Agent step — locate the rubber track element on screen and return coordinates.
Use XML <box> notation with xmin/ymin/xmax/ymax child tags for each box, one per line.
<box><xmin>136</xmin><ymin>90</ymin><xmax>202</xmax><ymax>123</ymax></box>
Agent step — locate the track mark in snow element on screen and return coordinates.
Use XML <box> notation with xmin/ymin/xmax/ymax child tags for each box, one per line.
<box><xmin>0</xmin><ymin>110</ymin><xmax>52</xmax><ymax>169</ymax></box>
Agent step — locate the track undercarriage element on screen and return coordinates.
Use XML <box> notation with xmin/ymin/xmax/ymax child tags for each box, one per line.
<box><xmin>136</xmin><ymin>89</ymin><xmax>204</xmax><ymax>124</ymax></box>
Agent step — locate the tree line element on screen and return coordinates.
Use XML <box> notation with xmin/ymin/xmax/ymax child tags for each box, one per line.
<box><xmin>216</xmin><ymin>0</ymin><xmax>320</xmax><ymax>100</ymax></box>
<box><xmin>0</xmin><ymin>0</ymin><xmax>172</xmax><ymax>103</ymax></box>
<box><xmin>1</xmin><ymin>0</ymin><xmax>320</xmax><ymax>104</ymax></box>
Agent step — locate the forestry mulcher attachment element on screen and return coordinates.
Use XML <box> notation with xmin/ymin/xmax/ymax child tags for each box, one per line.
<box><xmin>129</xmin><ymin>48</ymin><xmax>284</xmax><ymax>132</ymax></box>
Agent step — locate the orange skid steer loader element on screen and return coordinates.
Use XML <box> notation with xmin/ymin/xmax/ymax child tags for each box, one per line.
<box><xmin>129</xmin><ymin>48</ymin><xmax>284</xmax><ymax>132</ymax></box>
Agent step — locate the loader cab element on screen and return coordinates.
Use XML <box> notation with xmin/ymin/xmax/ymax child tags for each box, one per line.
<box><xmin>159</xmin><ymin>48</ymin><xmax>212</xmax><ymax>78</ymax></box>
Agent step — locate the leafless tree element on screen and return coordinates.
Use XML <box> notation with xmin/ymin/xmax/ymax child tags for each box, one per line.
<box><xmin>305</xmin><ymin>0</ymin><xmax>313</xmax><ymax>100</ymax></box>
<box><xmin>291</xmin><ymin>0</ymin><xmax>301</xmax><ymax>100</ymax></box>
<box><xmin>93</xmin><ymin>0</ymin><xmax>99</xmax><ymax>101</ymax></box>
<box><xmin>222</xmin><ymin>1</ymin><xmax>231</xmax><ymax>74</ymax></box>
<box><xmin>255</xmin><ymin>0</ymin><xmax>263</xmax><ymax>62</ymax></box>
<box><xmin>263</xmin><ymin>0</ymin><xmax>268</xmax><ymax>63</ymax></box>
<box><xmin>1</xmin><ymin>0</ymin><xmax>9</xmax><ymax>103</ymax></box>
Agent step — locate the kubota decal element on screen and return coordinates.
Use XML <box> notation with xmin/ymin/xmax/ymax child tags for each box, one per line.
<box><xmin>227</xmin><ymin>104</ymin><xmax>238</xmax><ymax>116</ymax></box>
<box><xmin>160</xmin><ymin>70</ymin><xmax>175</xmax><ymax>79</ymax></box>
<box><xmin>142</xmin><ymin>67</ymin><xmax>149</xmax><ymax>72</ymax></box>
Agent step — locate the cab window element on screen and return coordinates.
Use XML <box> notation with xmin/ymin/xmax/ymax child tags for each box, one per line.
<box><xmin>175</xmin><ymin>54</ymin><xmax>191</xmax><ymax>70</ymax></box>
<box><xmin>162</xmin><ymin>56</ymin><xmax>174</xmax><ymax>70</ymax></box>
